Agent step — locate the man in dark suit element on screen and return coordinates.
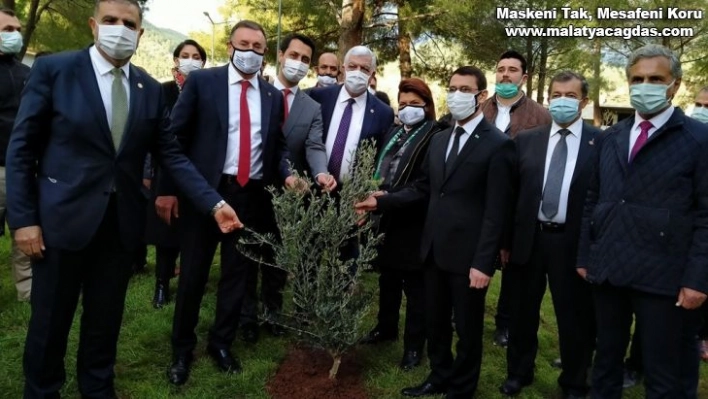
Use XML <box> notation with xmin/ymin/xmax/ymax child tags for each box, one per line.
<box><xmin>239</xmin><ymin>33</ymin><xmax>336</xmax><ymax>342</ymax></box>
<box><xmin>578</xmin><ymin>44</ymin><xmax>708</xmax><ymax>399</ymax></box>
<box><xmin>5</xmin><ymin>1</ymin><xmax>241</xmax><ymax>398</ymax></box>
<box><xmin>159</xmin><ymin>20</ymin><xmax>299</xmax><ymax>386</ymax></box>
<box><xmin>499</xmin><ymin>71</ymin><xmax>599</xmax><ymax>399</ymax></box>
<box><xmin>308</xmin><ymin>45</ymin><xmax>394</xmax><ymax>183</ymax></box>
<box><xmin>356</xmin><ymin>66</ymin><xmax>515</xmax><ymax>399</ymax></box>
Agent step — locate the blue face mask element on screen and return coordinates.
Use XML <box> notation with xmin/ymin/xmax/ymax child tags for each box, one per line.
<box><xmin>629</xmin><ymin>80</ymin><xmax>674</xmax><ymax>115</ymax></box>
<box><xmin>549</xmin><ymin>97</ymin><xmax>581</xmax><ymax>124</ymax></box>
<box><xmin>0</xmin><ymin>31</ymin><xmax>23</xmax><ymax>55</ymax></box>
<box><xmin>692</xmin><ymin>107</ymin><xmax>708</xmax><ymax>123</ymax></box>
<box><xmin>495</xmin><ymin>82</ymin><xmax>520</xmax><ymax>99</ymax></box>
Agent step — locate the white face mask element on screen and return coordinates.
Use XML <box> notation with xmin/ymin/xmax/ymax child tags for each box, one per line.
<box><xmin>231</xmin><ymin>48</ymin><xmax>263</xmax><ymax>75</ymax></box>
<box><xmin>692</xmin><ymin>107</ymin><xmax>708</xmax><ymax>123</ymax></box>
<box><xmin>0</xmin><ymin>31</ymin><xmax>23</xmax><ymax>55</ymax></box>
<box><xmin>447</xmin><ymin>91</ymin><xmax>479</xmax><ymax>121</ymax></box>
<box><xmin>317</xmin><ymin>74</ymin><xmax>337</xmax><ymax>86</ymax></box>
<box><xmin>344</xmin><ymin>70</ymin><xmax>370</xmax><ymax>95</ymax></box>
<box><xmin>398</xmin><ymin>106</ymin><xmax>426</xmax><ymax>126</ymax></box>
<box><xmin>282</xmin><ymin>58</ymin><xmax>309</xmax><ymax>83</ymax></box>
<box><xmin>96</xmin><ymin>24</ymin><xmax>138</xmax><ymax>60</ymax></box>
<box><xmin>178</xmin><ymin>58</ymin><xmax>203</xmax><ymax>76</ymax></box>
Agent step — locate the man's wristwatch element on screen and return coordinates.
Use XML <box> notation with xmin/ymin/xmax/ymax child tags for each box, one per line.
<box><xmin>211</xmin><ymin>200</ymin><xmax>226</xmax><ymax>216</ymax></box>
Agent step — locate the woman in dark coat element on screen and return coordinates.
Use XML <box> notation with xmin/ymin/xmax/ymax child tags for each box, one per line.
<box><xmin>361</xmin><ymin>78</ymin><xmax>442</xmax><ymax>370</ymax></box>
<box><xmin>146</xmin><ymin>39</ymin><xmax>207</xmax><ymax>308</ymax></box>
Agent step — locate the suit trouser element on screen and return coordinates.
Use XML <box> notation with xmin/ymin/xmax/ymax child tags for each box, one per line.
<box><xmin>425</xmin><ymin>261</ymin><xmax>487</xmax><ymax>399</ymax></box>
<box><xmin>23</xmin><ymin>197</ymin><xmax>134</xmax><ymax>399</ymax></box>
<box><xmin>375</xmin><ymin>267</ymin><xmax>425</xmax><ymax>352</ymax></box>
<box><xmin>239</xmin><ymin>261</ymin><xmax>287</xmax><ymax>326</ymax></box>
<box><xmin>591</xmin><ymin>284</ymin><xmax>702</xmax><ymax>399</ymax></box>
<box><xmin>494</xmin><ymin>270</ymin><xmax>512</xmax><ymax>330</ymax></box>
<box><xmin>171</xmin><ymin>178</ymin><xmax>276</xmax><ymax>356</ymax></box>
<box><xmin>155</xmin><ymin>245</ymin><xmax>180</xmax><ymax>283</ymax></box>
<box><xmin>505</xmin><ymin>227</ymin><xmax>594</xmax><ymax>396</ymax></box>
<box><xmin>0</xmin><ymin>166</ymin><xmax>33</xmax><ymax>300</ymax></box>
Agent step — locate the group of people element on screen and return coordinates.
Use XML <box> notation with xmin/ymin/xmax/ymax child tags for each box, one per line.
<box><xmin>1</xmin><ymin>1</ymin><xmax>707</xmax><ymax>399</ymax></box>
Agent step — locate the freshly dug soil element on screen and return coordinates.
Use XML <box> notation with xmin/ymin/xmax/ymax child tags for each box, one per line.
<box><xmin>266</xmin><ymin>346</ymin><xmax>369</xmax><ymax>399</ymax></box>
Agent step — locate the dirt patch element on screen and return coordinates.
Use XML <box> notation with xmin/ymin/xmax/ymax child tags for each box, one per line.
<box><xmin>266</xmin><ymin>346</ymin><xmax>369</xmax><ymax>399</ymax></box>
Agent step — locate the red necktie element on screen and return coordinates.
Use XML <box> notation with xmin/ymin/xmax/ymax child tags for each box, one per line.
<box><xmin>282</xmin><ymin>88</ymin><xmax>291</xmax><ymax>121</ymax></box>
<box><xmin>630</xmin><ymin>120</ymin><xmax>652</xmax><ymax>163</ymax></box>
<box><xmin>237</xmin><ymin>80</ymin><xmax>251</xmax><ymax>187</ymax></box>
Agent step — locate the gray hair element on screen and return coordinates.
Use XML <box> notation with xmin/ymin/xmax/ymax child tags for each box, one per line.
<box><xmin>343</xmin><ymin>45</ymin><xmax>377</xmax><ymax>71</ymax></box>
<box><xmin>625</xmin><ymin>44</ymin><xmax>682</xmax><ymax>80</ymax></box>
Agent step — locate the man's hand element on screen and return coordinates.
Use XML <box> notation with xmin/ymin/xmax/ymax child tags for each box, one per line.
<box><xmin>15</xmin><ymin>226</ymin><xmax>45</xmax><ymax>259</ymax></box>
<box><xmin>499</xmin><ymin>249</ymin><xmax>510</xmax><ymax>268</ymax></box>
<box><xmin>316</xmin><ymin>174</ymin><xmax>337</xmax><ymax>192</ymax></box>
<box><xmin>469</xmin><ymin>268</ymin><xmax>491</xmax><ymax>289</ymax></box>
<box><xmin>285</xmin><ymin>176</ymin><xmax>309</xmax><ymax>193</ymax></box>
<box><xmin>354</xmin><ymin>196</ymin><xmax>378</xmax><ymax>212</ymax></box>
<box><xmin>142</xmin><ymin>178</ymin><xmax>152</xmax><ymax>190</ymax></box>
<box><xmin>213</xmin><ymin>203</ymin><xmax>244</xmax><ymax>233</ymax></box>
<box><xmin>155</xmin><ymin>196</ymin><xmax>179</xmax><ymax>225</ymax></box>
<box><xmin>676</xmin><ymin>287</ymin><xmax>707</xmax><ymax>310</ymax></box>
<box><xmin>577</xmin><ymin>267</ymin><xmax>588</xmax><ymax>280</ymax></box>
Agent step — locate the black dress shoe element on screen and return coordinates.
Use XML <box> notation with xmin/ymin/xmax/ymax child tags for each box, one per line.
<box><xmin>265</xmin><ymin>322</ymin><xmax>286</xmax><ymax>337</ymax></box>
<box><xmin>622</xmin><ymin>368</ymin><xmax>641</xmax><ymax>389</ymax></box>
<box><xmin>494</xmin><ymin>327</ymin><xmax>509</xmax><ymax>347</ymax></box>
<box><xmin>499</xmin><ymin>378</ymin><xmax>532</xmax><ymax>396</ymax></box>
<box><xmin>241</xmin><ymin>323</ymin><xmax>259</xmax><ymax>344</ymax></box>
<box><xmin>167</xmin><ymin>354</ymin><xmax>192</xmax><ymax>386</ymax></box>
<box><xmin>152</xmin><ymin>282</ymin><xmax>169</xmax><ymax>309</ymax></box>
<box><xmin>401</xmin><ymin>382</ymin><xmax>446</xmax><ymax>397</ymax></box>
<box><xmin>551</xmin><ymin>357</ymin><xmax>563</xmax><ymax>369</ymax></box>
<box><xmin>399</xmin><ymin>350</ymin><xmax>421</xmax><ymax>371</ymax></box>
<box><xmin>360</xmin><ymin>329</ymin><xmax>397</xmax><ymax>344</ymax></box>
<box><xmin>206</xmin><ymin>345</ymin><xmax>242</xmax><ymax>374</ymax></box>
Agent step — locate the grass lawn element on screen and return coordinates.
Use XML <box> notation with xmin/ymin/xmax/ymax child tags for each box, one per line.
<box><xmin>0</xmin><ymin>233</ymin><xmax>706</xmax><ymax>398</ymax></box>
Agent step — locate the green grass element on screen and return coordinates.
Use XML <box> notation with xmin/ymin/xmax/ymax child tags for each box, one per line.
<box><xmin>0</xmin><ymin>233</ymin><xmax>706</xmax><ymax>398</ymax></box>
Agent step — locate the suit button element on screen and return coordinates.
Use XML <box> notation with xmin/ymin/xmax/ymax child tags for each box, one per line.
<box><xmin>620</xmin><ymin>199</ymin><xmax>625</xmax><ymax>204</ymax></box>
<box><xmin>659</xmin><ymin>232</ymin><xmax>665</xmax><ymax>237</ymax></box>
<box><xmin>440</xmin><ymin>193</ymin><xmax>445</xmax><ymax>198</ymax></box>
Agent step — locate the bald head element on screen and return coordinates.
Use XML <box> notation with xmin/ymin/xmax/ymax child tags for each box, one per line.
<box><xmin>317</xmin><ymin>52</ymin><xmax>339</xmax><ymax>78</ymax></box>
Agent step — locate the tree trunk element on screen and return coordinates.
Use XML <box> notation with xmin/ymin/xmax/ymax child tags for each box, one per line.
<box><xmin>535</xmin><ymin>37</ymin><xmax>548</xmax><ymax>105</ymax></box>
<box><xmin>328</xmin><ymin>354</ymin><xmax>342</xmax><ymax>379</ymax></box>
<box><xmin>338</xmin><ymin>0</ymin><xmax>365</xmax><ymax>62</ymax></box>
<box><xmin>397</xmin><ymin>1</ymin><xmax>412</xmax><ymax>78</ymax></box>
<box><xmin>2</xmin><ymin>0</ymin><xmax>15</xmax><ymax>10</ymax></box>
<box><xmin>525</xmin><ymin>36</ymin><xmax>534</xmax><ymax>97</ymax></box>
<box><xmin>592</xmin><ymin>37</ymin><xmax>602</xmax><ymax>127</ymax></box>
<box><xmin>18</xmin><ymin>0</ymin><xmax>45</xmax><ymax>60</ymax></box>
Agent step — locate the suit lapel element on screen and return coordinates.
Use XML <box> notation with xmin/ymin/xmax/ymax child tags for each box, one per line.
<box><xmin>75</xmin><ymin>49</ymin><xmax>112</xmax><ymax>146</ymax></box>
<box><xmin>613</xmin><ymin>118</ymin><xmax>632</xmax><ymax>173</ymax></box>
<box><xmin>121</xmin><ymin>65</ymin><xmax>145</xmax><ymax>153</ymax></box>
<box><xmin>531</xmin><ymin>127</ymin><xmax>551</xmax><ymax>195</ymax></box>
<box><xmin>213</xmin><ymin>66</ymin><xmax>230</xmax><ymax>137</ymax></box>
<box><xmin>283</xmin><ymin>89</ymin><xmax>305</xmax><ymax>136</ymax></box>
<box><xmin>570</xmin><ymin>124</ymin><xmax>595</xmax><ymax>186</ymax></box>
<box><xmin>390</xmin><ymin>121</ymin><xmax>433</xmax><ymax>183</ymax></box>
<box><xmin>320</xmin><ymin>89</ymin><xmax>337</xmax><ymax>141</ymax></box>
<box><xmin>443</xmin><ymin>119</ymin><xmax>488</xmax><ymax>184</ymax></box>
<box><xmin>360</xmin><ymin>92</ymin><xmax>376</xmax><ymax>140</ymax></box>
<box><xmin>432</xmin><ymin>127</ymin><xmax>452</xmax><ymax>184</ymax></box>
<box><xmin>259</xmin><ymin>78</ymin><xmax>275</xmax><ymax>145</ymax></box>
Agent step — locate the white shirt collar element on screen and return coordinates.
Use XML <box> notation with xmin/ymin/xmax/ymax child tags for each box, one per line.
<box><xmin>90</xmin><ymin>45</ymin><xmax>130</xmax><ymax>79</ymax></box>
<box><xmin>337</xmin><ymin>86</ymin><xmax>367</xmax><ymax>108</ymax></box>
<box><xmin>228</xmin><ymin>63</ymin><xmax>260</xmax><ymax>90</ymax></box>
<box><xmin>632</xmin><ymin>105</ymin><xmax>675</xmax><ymax>132</ymax></box>
<box><xmin>454</xmin><ymin>112</ymin><xmax>485</xmax><ymax>135</ymax></box>
<box><xmin>551</xmin><ymin>116</ymin><xmax>583</xmax><ymax>138</ymax></box>
<box><xmin>273</xmin><ymin>76</ymin><xmax>299</xmax><ymax>95</ymax></box>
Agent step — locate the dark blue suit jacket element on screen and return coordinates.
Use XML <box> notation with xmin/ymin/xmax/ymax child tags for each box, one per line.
<box><xmin>307</xmin><ymin>84</ymin><xmax>394</xmax><ymax>151</ymax></box>
<box><xmin>578</xmin><ymin>108</ymin><xmax>708</xmax><ymax>296</ymax></box>
<box><xmin>5</xmin><ymin>48</ymin><xmax>221</xmax><ymax>251</ymax></box>
<box><xmin>158</xmin><ymin>64</ymin><xmax>290</xmax><ymax>199</ymax></box>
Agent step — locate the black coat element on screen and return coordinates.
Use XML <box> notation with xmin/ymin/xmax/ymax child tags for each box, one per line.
<box><xmin>0</xmin><ymin>54</ymin><xmax>30</xmax><ymax>166</ymax></box>
<box><xmin>509</xmin><ymin>122</ymin><xmax>601</xmax><ymax>266</ymax></box>
<box><xmin>375</xmin><ymin>120</ymin><xmax>442</xmax><ymax>270</ymax></box>
<box><xmin>578</xmin><ymin>108</ymin><xmax>708</xmax><ymax>296</ymax></box>
<box><xmin>377</xmin><ymin>117</ymin><xmax>516</xmax><ymax>276</ymax></box>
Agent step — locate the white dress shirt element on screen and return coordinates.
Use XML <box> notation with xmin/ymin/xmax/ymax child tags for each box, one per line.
<box><xmin>628</xmin><ymin>106</ymin><xmax>674</xmax><ymax>160</ymax></box>
<box><xmin>89</xmin><ymin>45</ymin><xmax>130</xmax><ymax>130</ymax></box>
<box><xmin>273</xmin><ymin>77</ymin><xmax>298</xmax><ymax>112</ymax></box>
<box><xmin>538</xmin><ymin>117</ymin><xmax>583</xmax><ymax>224</ymax></box>
<box><xmin>325</xmin><ymin>87</ymin><xmax>367</xmax><ymax>181</ymax></box>
<box><xmin>223</xmin><ymin>64</ymin><xmax>264</xmax><ymax>178</ymax></box>
<box><xmin>495</xmin><ymin>102</ymin><xmax>512</xmax><ymax>132</ymax></box>
<box><xmin>446</xmin><ymin>113</ymin><xmax>484</xmax><ymax>160</ymax></box>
